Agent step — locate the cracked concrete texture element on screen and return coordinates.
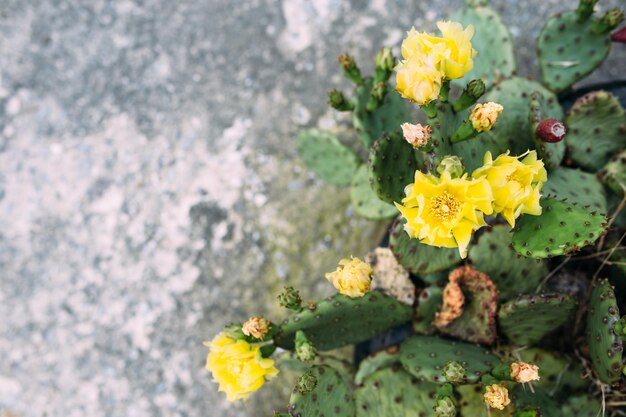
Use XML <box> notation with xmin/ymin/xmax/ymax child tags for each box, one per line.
<box><xmin>0</xmin><ymin>0</ymin><xmax>624</xmax><ymax>416</ymax></box>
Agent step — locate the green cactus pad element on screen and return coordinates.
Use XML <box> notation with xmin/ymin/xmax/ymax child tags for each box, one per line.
<box><xmin>414</xmin><ymin>285</ymin><xmax>443</xmax><ymax>335</ymax></box>
<box><xmin>435</xmin><ymin>267</ymin><xmax>498</xmax><ymax>345</ymax></box>
<box><xmin>355</xmin><ymin>367</ymin><xmax>437</xmax><ymax>417</ymax></box>
<box><xmin>450</xmin><ymin>6</ymin><xmax>516</xmax><ymax>89</ymax></box>
<box><xmin>510</xmin><ymin>385</ymin><xmax>561</xmax><ymax>417</ymax></box>
<box><xmin>561</xmin><ymin>394</ymin><xmax>602</xmax><ymax>417</ymax></box>
<box><xmin>275</xmin><ymin>292</ymin><xmax>412</xmax><ymax>351</ymax></box>
<box><xmin>498</xmin><ymin>293</ymin><xmax>577</xmax><ymax>346</ymax></box>
<box><xmin>389</xmin><ymin>220</ymin><xmax>461</xmax><ymax>274</ymax></box>
<box><xmin>354</xmin><ymin>350</ymin><xmax>398</xmax><ymax>385</ymax></box>
<box><xmin>600</xmin><ymin>150</ymin><xmax>626</xmax><ymax>197</ymax></box>
<box><xmin>353</xmin><ymin>80</ymin><xmax>410</xmax><ymax>148</ymax></box>
<box><xmin>542</xmin><ymin>167</ymin><xmax>607</xmax><ymax>212</ymax></box>
<box><xmin>350</xmin><ymin>165</ymin><xmax>398</xmax><ymax>219</ymax></box>
<box><xmin>511</xmin><ymin>197</ymin><xmax>607</xmax><ymax>258</ymax></box>
<box><xmin>277</xmin><ymin>351</ymin><xmax>354</xmax><ymax>381</ymax></box>
<box><xmin>586</xmin><ymin>278</ymin><xmax>623</xmax><ymax>384</ymax></box>
<box><xmin>484</xmin><ymin>77</ymin><xmax>563</xmax><ymax>156</ymax></box>
<box><xmin>457</xmin><ymin>385</ymin><xmax>513</xmax><ymax>417</ymax></box>
<box><xmin>296</xmin><ymin>129</ymin><xmax>359</xmax><ymax>186</ymax></box>
<box><xmin>399</xmin><ymin>335</ymin><xmax>499</xmax><ymax>384</ymax></box>
<box><xmin>514</xmin><ymin>348</ymin><xmax>587</xmax><ymax>395</ymax></box>
<box><xmin>565</xmin><ymin>91</ymin><xmax>626</xmax><ymax>171</ymax></box>
<box><xmin>368</xmin><ymin>130</ymin><xmax>420</xmax><ymax>204</ymax></box>
<box><xmin>469</xmin><ymin>225</ymin><xmax>548</xmax><ymax>302</ymax></box>
<box><xmin>289</xmin><ymin>365</ymin><xmax>355</xmax><ymax>417</ymax></box>
<box><xmin>537</xmin><ymin>11</ymin><xmax>612</xmax><ymax>93</ymax></box>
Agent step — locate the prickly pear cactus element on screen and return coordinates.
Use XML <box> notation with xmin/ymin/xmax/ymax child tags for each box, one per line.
<box><xmin>586</xmin><ymin>278</ymin><xmax>623</xmax><ymax>384</ymax></box>
<box><xmin>469</xmin><ymin>225</ymin><xmax>548</xmax><ymax>301</ymax></box>
<box><xmin>565</xmin><ymin>91</ymin><xmax>626</xmax><ymax>171</ymax></box>
<box><xmin>457</xmin><ymin>385</ymin><xmax>513</xmax><ymax>417</ymax></box>
<box><xmin>450</xmin><ymin>5</ymin><xmax>516</xmax><ymax>89</ymax></box>
<box><xmin>399</xmin><ymin>335</ymin><xmax>499</xmax><ymax>384</ymax></box>
<box><xmin>368</xmin><ymin>130</ymin><xmax>420</xmax><ymax>204</ymax></box>
<box><xmin>528</xmin><ymin>92</ymin><xmax>565</xmax><ymax>170</ymax></box>
<box><xmin>541</xmin><ymin>167</ymin><xmax>607</xmax><ymax>212</ymax></box>
<box><xmin>354</xmin><ymin>350</ymin><xmax>398</xmax><ymax>385</ymax></box>
<box><xmin>355</xmin><ymin>367</ymin><xmax>436</xmax><ymax>417</ymax></box>
<box><xmin>275</xmin><ymin>292</ymin><xmax>412</xmax><ymax>351</ymax></box>
<box><xmin>414</xmin><ymin>285</ymin><xmax>443</xmax><ymax>335</ymax></box>
<box><xmin>513</xmin><ymin>348</ymin><xmax>587</xmax><ymax>395</ymax></box>
<box><xmin>537</xmin><ymin>11</ymin><xmax>615</xmax><ymax>93</ymax></box>
<box><xmin>389</xmin><ymin>220</ymin><xmax>461</xmax><ymax>274</ymax></box>
<box><xmin>511</xmin><ymin>197</ymin><xmax>607</xmax><ymax>258</ymax></box>
<box><xmin>350</xmin><ymin>165</ymin><xmax>398</xmax><ymax>219</ymax></box>
<box><xmin>498</xmin><ymin>293</ymin><xmax>578</xmax><ymax>346</ymax></box>
<box><xmin>296</xmin><ymin>129</ymin><xmax>359</xmax><ymax>186</ymax></box>
<box><xmin>600</xmin><ymin>149</ymin><xmax>626</xmax><ymax>197</ymax></box>
<box><xmin>289</xmin><ymin>365</ymin><xmax>355</xmax><ymax>417</ymax></box>
<box><xmin>484</xmin><ymin>77</ymin><xmax>563</xmax><ymax>156</ymax></box>
<box><xmin>560</xmin><ymin>394</ymin><xmax>602</xmax><ymax>417</ymax></box>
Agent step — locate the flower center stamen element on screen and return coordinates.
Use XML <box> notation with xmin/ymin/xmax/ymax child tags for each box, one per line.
<box><xmin>430</xmin><ymin>191</ymin><xmax>461</xmax><ymax>221</ymax></box>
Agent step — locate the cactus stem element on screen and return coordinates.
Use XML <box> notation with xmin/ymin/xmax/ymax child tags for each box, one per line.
<box><xmin>422</xmin><ymin>102</ymin><xmax>438</xmax><ymax>118</ymax></box>
<box><xmin>439</xmin><ymin>80</ymin><xmax>451</xmax><ymax>103</ymax></box>
<box><xmin>575</xmin><ymin>0</ymin><xmax>598</xmax><ymax>22</ymax></box>
<box><xmin>591</xmin><ymin>9</ymin><xmax>625</xmax><ymax>34</ymax></box>
<box><xmin>451</xmin><ymin>119</ymin><xmax>479</xmax><ymax>143</ymax></box>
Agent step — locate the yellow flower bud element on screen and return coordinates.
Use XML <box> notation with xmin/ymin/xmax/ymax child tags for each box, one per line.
<box><xmin>469</xmin><ymin>102</ymin><xmax>504</xmax><ymax>132</ymax></box>
<box><xmin>242</xmin><ymin>316</ymin><xmax>270</xmax><ymax>340</ymax></box>
<box><xmin>205</xmin><ymin>333</ymin><xmax>279</xmax><ymax>402</ymax></box>
<box><xmin>401</xmin><ymin>123</ymin><xmax>431</xmax><ymax>148</ymax></box>
<box><xmin>510</xmin><ymin>362</ymin><xmax>540</xmax><ymax>383</ymax></box>
<box><xmin>325</xmin><ymin>257</ymin><xmax>373</xmax><ymax>298</ymax></box>
<box><xmin>483</xmin><ymin>384</ymin><xmax>511</xmax><ymax>410</ymax></box>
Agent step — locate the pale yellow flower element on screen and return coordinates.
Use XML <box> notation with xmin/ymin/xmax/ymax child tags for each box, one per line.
<box><xmin>401</xmin><ymin>122</ymin><xmax>431</xmax><ymax>148</ymax></box>
<box><xmin>510</xmin><ymin>362</ymin><xmax>540</xmax><ymax>383</ymax></box>
<box><xmin>483</xmin><ymin>384</ymin><xmax>511</xmax><ymax>410</ymax></box>
<box><xmin>325</xmin><ymin>257</ymin><xmax>373</xmax><ymax>297</ymax></box>
<box><xmin>470</xmin><ymin>102</ymin><xmax>504</xmax><ymax>132</ymax></box>
<box><xmin>242</xmin><ymin>316</ymin><xmax>270</xmax><ymax>340</ymax></box>
<box><xmin>394</xmin><ymin>170</ymin><xmax>494</xmax><ymax>258</ymax></box>
<box><xmin>472</xmin><ymin>150</ymin><xmax>547</xmax><ymax>227</ymax></box>
<box><xmin>395</xmin><ymin>54</ymin><xmax>443</xmax><ymax>105</ymax></box>
<box><xmin>436</xmin><ymin>20</ymin><xmax>477</xmax><ymax>79</ymax></box>
<box><xmin>205</xmin><ymin>333</ymin><xmax>279</xmax><ymax>402</ymax></box>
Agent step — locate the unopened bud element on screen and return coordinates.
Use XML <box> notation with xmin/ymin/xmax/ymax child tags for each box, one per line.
<box><xmin>366</xmin><ymin>81</ymin><xmax>387</xmax><ymax>111</ymax></box>
<box><xmin>470</xmin><ymin>102</ymin><xmax>503</xmax><ymax>133</ymax></box>
<box><xmin>536</xmin><ymin>118</ymin><xmax>566</xmax><ymax>143</ymax></box>
<box><xmin>374</xmin><ymin>47</ymin><xmax>395</xmax><ymax>72</ymax></box>
<box><xmin>467</xmin><ymin>79</ymin><xmax>486</xmax><ymax>99</ymax></box>
<box><xmin>295</xmin><ymin>330</ymin><xmax>317</xmax><ymax>362</ymax></box>
<box><xmin>442</xmin><ymin>360</ymin><xmax>466</xmax><ymax>384</ymax></box>
<box><xmin>436</xmin><ymin>156</ymin><xmax>464</xmax><ymax>179</ymax></box>
<box><xmin>401</xmin><ymin>123</ymin><xmax>431</xmax><ymax>149</ymax></box>
<box><xmin>337</xmin><ymin>53</ymin><xmax>362</xmax><ymax>84</ymax></box>
<box><xmin>328</xmin><ymin>89</ymin><xmax>353</xmax><ymax>111</ymax></box>
<box><xmin>433</xmin><ymin>397</ymin><xmax>456</xmax><ymax>417</ymax></box>
<box><xmin>278</xmin><ymin>286</ymin><xmax>303</xmax><ymax>311</ymax></box>
<box><xmin>297</xmin><ymin>372</ymin><xmax>318</xmax><ymax>394</ymax></box>
<box><xmin>593</xmin><ymin>8</ymin><xmax>625</xmax><ymax>33</ymax></box>
<box><xmin>222</xmin><ymin>323</ymin><xmax>246</xmax><ymax>340</ymax></box>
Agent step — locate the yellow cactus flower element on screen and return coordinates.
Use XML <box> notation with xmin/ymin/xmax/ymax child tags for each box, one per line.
<box><xmin>436</xmin><ymin>20</ymin><xmax>477</xmax><ymax>79</ymax></box>
<box><xmin>394</xmin><ymin>170</ymin><xmax>494</xmax><ymax>258</ymax></box>
<box><xmin>470</xmin><ymin>102</ymin><xmax>504</xmax><ymax>132</ymax></box>
<box><xmin>242</xmin><ymin>316</ymin><xmax>270</xmax><ymax>340</ymax></box>
<box><xmin>510</xmin><ymin>362</ymin><xmax>540</xmax><ymax>383</ymax></box>
<box><xmin>401</xmin><ymin>122</ymin><xmax>431</xmax><ymax>148</ymax></box>
<box><xmin>472</xmin><ymin>150</ymin><xmax>547</xmax><ymax>227</ymax></box>
<box><xmin>205</xmin><ymin>333</ymin><xmax>279</xmax><ymax>402</ymax></box>
<box><xmin>325</xmin><ymin>257</ymin><xmax>373</xmax><ymax>297</ymax></box>
<box><xmin>395</xmin><ymin>54</ymin><xmax>443</xmax><ymax>105</ymax></box>
<box><xmin>484</xmin><ymin>384</ymin><xmax>511</xmax><ymax>410</ymax></box>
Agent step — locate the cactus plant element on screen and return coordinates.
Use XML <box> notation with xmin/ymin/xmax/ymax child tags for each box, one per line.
<box><xmin>350</xmin><ymin>165</ymin><xmax>398</xmax><ymax>219</ymax></box>
<box><xmin>399</xmin><ymin>335</ymin><xmax>499</xmax><ymax>384</ymax></box>
<box><xmin>354</xmin><ymin>350</ymin><xmax>398</xmax><ymax>385</ymax></box>
<box><xmin>457</xmin><ymin>385</ymin><xmax>513</xmax><ymax>417</ymax></box>
<box><xmin>389</xmin><ymin>220</ymin><xmax>460</xmax><ymax>275</ymax></box>
<box><xmin>414</xmin><ymin>285</ymin><xmax>443</xmax><ymax>335</ymax></box>
<box><xmin>498</xmin><ymin>293</ymin><xmax>578</xmax><ymax>346</ymax></box>
<box><xmin>541</xmin><ymin>167</ymin><xmax>607</xmax><ymax>212</ymax></box>
<box><xmin>586</xmin><ymin>278</ymin><xmax>624</xmax><ymax>384</ymax></box>
<box><xmin>560</xmin><ymin>395</ymin><xmax>602</xmax><ymax>417</ymax></box>
<box><xmin>275</xmin><ymin>292</ymin><xmax>412</xmax><ymax>351</ymax></box>
<box><xmin>528</xmin><ymin>92</ymin><xmax>565</xmax><ymax>170</ymax></box>
<box><xmin>289</xmin><ymin>365</ymin><xmax>355</xmax><ymax>417</ymax></box>
<box><xmin>469</xmin><ymin>225</ymin><xmax>548</xmax><ymax>301</ymax></box>
<box><xmin>513</xmin><ymin>348</ymin><xmax>587</xmax><ymax>395</ymax></box>
<box><xmin>565</xmin><ymin>90</ymin><xmax>626</xmax><ymax>171</ymax></box>
<box><xmin>355</xmin><ymin>367</ymin><xmax>436</xmax><ymax>417</ymax></box>
<box><xmin>511</xmin><ymin>197</ymin><xmax>607</xmax><ymax>258</ymax></box>
<box><xmin>296</xmin><ymin>129</ymin><xmax>359</xmax><ymax>186</ymax></box>
<box><xmin>600</xmin><ymin>149</ymin><xmax>626</xmax><ymax>197</ymax></box>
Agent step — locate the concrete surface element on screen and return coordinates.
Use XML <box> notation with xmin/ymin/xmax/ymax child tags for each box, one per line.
<box><xmin>0</xmin><ymin>0</ymin><xmax>624</xmax><ymax>416</ymax></box>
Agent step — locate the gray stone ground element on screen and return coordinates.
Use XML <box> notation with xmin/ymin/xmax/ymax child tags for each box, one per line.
<box><xmin>0</xmin><ymin>0</ymin><xmax>624</xmax><ymax>416</ymax></box>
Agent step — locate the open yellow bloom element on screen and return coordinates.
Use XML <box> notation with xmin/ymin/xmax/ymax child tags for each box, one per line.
<box><xmin>436</xmin><ymin>21</ymin><xmax>477</xmax><ymax>79</ymax></box>
<box><xmin>395</xmin><ymin>54</ymin><xmax>443</xmax><ymax>105</ymax></box>
<box><xmin>470</xmin><ymin>102</ymin><xmax>504</xmax><ymax>132</ymax></box>
<box><xmin>484</xmin><ymin>384</ymin><xmax>511</xmax><ymax>410</ymax></box>
<box><xmin>205</xmin><ymin>333</ymin><xmax>279</xmax><ymax>402</ymax></box>
<box><xmin>472</xmin><ymin>151</ymin><xmax>547</xmax><ymax>227</ymax></box>
<box><xmin>394</xmin><ymin>170</ymin><xmax>494</xmax><ymax>258</ymax></box>
<box><xmin>510</xmin><ymin>362</ymin><xmax>540</xmax><ymax>383</ymax></box>
<box><xmin>325</xmin><ymin>257</ymin><xmax>373</xmax><ymax>297</ymax></box>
